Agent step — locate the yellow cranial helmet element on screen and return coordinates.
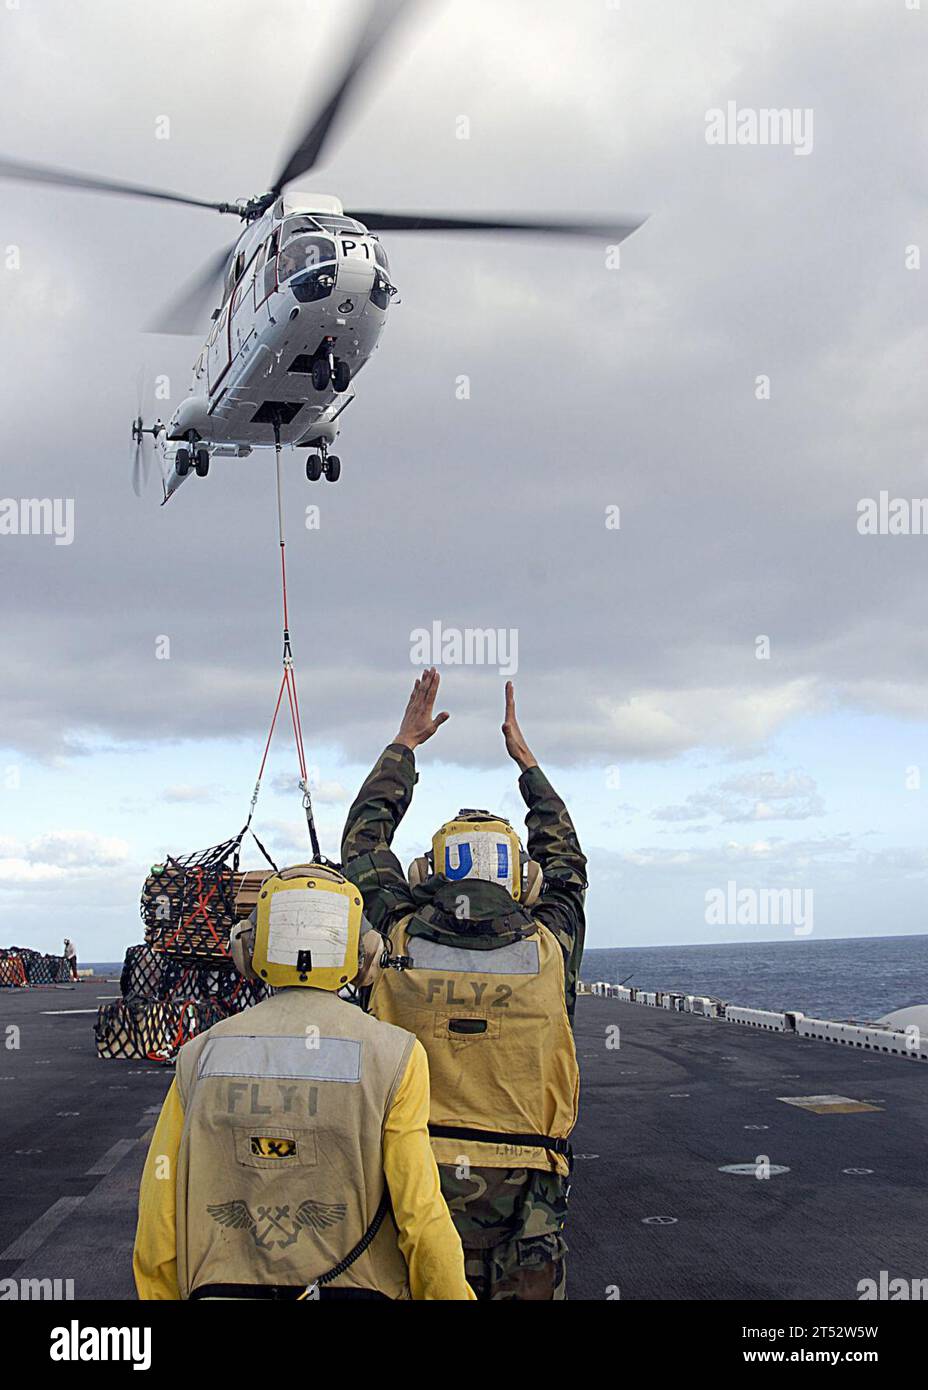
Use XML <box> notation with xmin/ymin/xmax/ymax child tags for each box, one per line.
<box><xmin>231</xmin><ymin>863</ymin><xmax>363</xmax><ymax>990</ymax></box>
<box><xmin>430</xmin><ymin>810</ymin><xmax>525</xmax><ymax>900</ymax></box>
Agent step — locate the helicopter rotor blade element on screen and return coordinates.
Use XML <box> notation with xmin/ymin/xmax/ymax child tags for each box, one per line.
<box><xmin>145</xmin><ymin>243</ymin><xmax>235</xmax><ymax>336</ymax></box>
<box><xmin>132</xmin><ymin>370</ymin><xmax>147</xmax><ymax>497</ymax></box>
<box><xmin>0</xmin><ymin>154</ymin><xmax>234</xmax><ymax>213</ymax></box>
<box><xmin>350</xmin><ymin>210</ymin><xmax>648</xmax><ymax>240</ymax></box>
<box><xmin>132</xmin><ymin>439</ymin><xmax>142</xmax><ymax>497</ymax></box>
<box><xmin>271</xmin><ymin>0</ymin><xmax>417</xmax><ymax>193</ymax></box>
<box><xmin>131</xmin><ymin>429</ymin><xmax>149</xmax><ymax>498</ymax></box>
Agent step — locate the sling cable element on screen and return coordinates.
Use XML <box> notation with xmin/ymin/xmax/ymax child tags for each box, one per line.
<box><xmin>242</xmin><ymin>416</ymin><xmax>321</xmax><ymax>866</ymax></box>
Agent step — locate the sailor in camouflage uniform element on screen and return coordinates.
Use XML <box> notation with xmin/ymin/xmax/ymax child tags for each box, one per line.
<box><xmin>341</xmin><ymin>669</ymin><xmax>587</xmax><ymax>1300</ymax></box>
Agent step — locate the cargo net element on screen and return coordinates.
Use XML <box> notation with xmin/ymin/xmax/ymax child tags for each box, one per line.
<box><xmin>141</xmin><ymin>836</ymin><xmax>248</xmax><ymax>965</ymax></box>
<box><xmin>0</xmin><ymin>947</ymin><xmax>70</xmax><ymax>987</ymax></box>
<box><xmin>97</xmin><ymin>942</ymin><xmax>273</xmax><ymax>1063</ymax></box>
<box><xmin>0</xmin><ymin>953</ymin><xmax>28</xmax><ymax>987</ymax></box>
<box><xmin>120</xmin><ymin>944</ymin><xmax>165</xmax><ymax>1000</ymax></box>
<box><xmin>95</xmin><ymin>998</ymin><xmax>227</xmax><ymax>1063</ymax></box>
<box><xmin>158</xmin><ymin>958</ymin><xmax>270</xmax><ymax>1012</ymax></box>
<box><xmin>27</xmin><ymin>953</ymin><xmax>72</xmax><ymax>986</ymax></box>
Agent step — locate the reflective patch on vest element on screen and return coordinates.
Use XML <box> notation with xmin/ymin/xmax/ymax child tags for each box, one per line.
<box><xmin>251</xmin><ymin>1136</ymin><xmax>297</xmax><ymax>1159</ymax></box>
<box><xmin>198</xmin><ymin>1035</ymin><xmax>362</xmax><ymax>1083</ymax></box>
<box><xmin>408</xmin><ymin>938</ymin><xmax>540</xmax><ymax>976</ymax></box>
<box><xmin>233</xmin><ymin>1126</ymin><xmax>318</xmax><ymax>1170</ymax></box>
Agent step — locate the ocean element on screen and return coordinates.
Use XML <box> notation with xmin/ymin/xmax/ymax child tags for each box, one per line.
<box><xmin>580</xmin><ymin>934</ymin><xmax>928</xmax><ymax>1022</ymax></box>
<box><xmin>88</xmin><ymin>934</ymin><xmax>927</xmax><ymax>1023</ymax></box>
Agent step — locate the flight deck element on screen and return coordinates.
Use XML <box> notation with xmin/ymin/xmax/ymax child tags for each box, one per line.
<box><xmin>0</xmin><ymin>987</ymin><xmax>924</xmax><ymax>1301</ymax></box>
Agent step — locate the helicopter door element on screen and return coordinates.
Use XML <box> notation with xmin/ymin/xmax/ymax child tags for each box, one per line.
<box><xmin>257</xmin><ymin>230</ymin><xmax>279</xmax><ymax>310</ymax></box>
<box><xmin>207</xmin><ymin>303</ymin><xmax>231</xmax><ymax>395</ymax></box>
<box><xmin>230</xmin><ymin>253</ymin><xmax>258</xmax><ymax>362</ymax></box>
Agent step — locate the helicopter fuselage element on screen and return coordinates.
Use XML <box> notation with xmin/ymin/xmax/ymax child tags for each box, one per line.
<box><xmin>161</xmin><ymin>192</ymin><xmax>394</xmax><ymax>499</ymax></box>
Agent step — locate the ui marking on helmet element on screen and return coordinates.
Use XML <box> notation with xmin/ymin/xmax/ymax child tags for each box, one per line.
<box><xmin>446</xmin><ymin>841</ymin><xmax>509</xmax><ymax>881</ymax></box>
<box><xmin>409</xmin><ymin>622</ymin><xmax>518</xmax><ymax>676</ymax></box>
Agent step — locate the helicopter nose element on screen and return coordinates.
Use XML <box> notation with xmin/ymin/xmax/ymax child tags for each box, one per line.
<box><xmin>334</xmin><ymin>257</ymin><xmax>374</xmax><ymax>310</ymax></box>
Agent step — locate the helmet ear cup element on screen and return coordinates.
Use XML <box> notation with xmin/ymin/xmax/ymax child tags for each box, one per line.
<box><xmin>230</xmin><ymin>913</ymin><xmax>259</xmax><ymax>981</ymax></box>
<box><xmin>407</xmin><ymin>855</ymin><xmax>431</xmax><ymax>889</ymax></box>
<box><xmin>522</xmin><ymin>860</ymin><xmax>543</xmax><ymax>908</ymax></box>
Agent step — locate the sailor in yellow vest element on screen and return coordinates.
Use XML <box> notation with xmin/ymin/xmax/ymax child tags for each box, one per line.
<box><xmin>133</xmin><ymin>863</ymin><xmax>474</xmax><ymax>1300</ymax></box>
<box><xmin>342</xmin><ymin>672</ymin><xmax>587</xmax><ymax>1300</ymax></box>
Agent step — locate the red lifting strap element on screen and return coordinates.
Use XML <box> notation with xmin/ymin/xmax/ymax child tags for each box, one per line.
<box><xmin>245</xmin><ymin>422</ymin><xmax>320</xmax><ymax>860</ymax></box>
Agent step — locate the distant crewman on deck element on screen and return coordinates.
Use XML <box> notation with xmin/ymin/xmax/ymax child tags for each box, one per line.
<box><xmin>342</xmin><ymin>670</ymin><xmax>587</xmax><ymax>1300</ymax></box>
<box><xmin>63</xmin><ymin>938</ymin><xmax>79</xmax><ymax>981</ymax></box>
<box><xmin>133</xmin><ymin>862</ymin><xmax>473</xmax><ymax>1301</ymax></box>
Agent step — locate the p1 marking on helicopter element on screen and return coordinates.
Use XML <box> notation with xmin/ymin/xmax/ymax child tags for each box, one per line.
<box><xmin>0</xmin><ymin>0</ymin><xmax>646</xmax><ymax>503</ymax></box>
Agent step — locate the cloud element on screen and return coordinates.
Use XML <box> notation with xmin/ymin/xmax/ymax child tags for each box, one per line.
<box><xmin>269</xmin><ymin>773</ymin><xmax>351</xmax><ymax>804</ymax></box>
<box><xmin>159</xmin><ymin>784</ymin><xmax>218</xmax><ymax>804</ymax></box>
<box><xmin>654</xmin><ymin>769</ymin><xmax>825</xmax><ymax>824</ymax></box>
<box><xmin>0</xmin><ymin>830</ymin><xmax>130</xmax><ymax>886</ymax></box>
<box><xmin>0</xmin><ymin>0</ymin><xmax>926</xmax><ymax>776</ymax></box>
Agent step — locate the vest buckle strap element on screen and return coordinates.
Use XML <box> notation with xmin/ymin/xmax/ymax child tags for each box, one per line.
<box><xmin>428</xmin><ymin>1123</ymin><xmax>573</xmax><ymax>1159</ymax></box>
<box><xmin>189</xmin><ymin>1282</ymin><xmax>389</xmax><ymax>1301</ymax></box>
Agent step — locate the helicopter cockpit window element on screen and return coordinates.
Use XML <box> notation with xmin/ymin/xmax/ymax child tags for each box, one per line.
<box><xmin>278</xmin><ymin>233</ymin><xmax>337</xmax><ymax>304</ymax></box>
<box><xmin>222</xmin><ymin>250</ymin><xmax>247</xmax><ymax>306</ymax></box>
<box><xmin>281</xmin><ymin>216</ymin><xmax>321</xmax><ymax>240</ymax></box>
<box><xmin>369</xmin><ymin>240</ymin><xmax>394</xmax><ymax>310</ymax></box>
<box><xmin>313</xmin><ymin>216</ymin><xmax>364</xmax><ymax>234</ymax></box>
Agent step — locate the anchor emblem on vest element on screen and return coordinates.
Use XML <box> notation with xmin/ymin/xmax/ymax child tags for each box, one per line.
<box><xmin>208</xmin><ymin>1198</ymin><xmax>347</xmax><ymax>1249</ymax></box>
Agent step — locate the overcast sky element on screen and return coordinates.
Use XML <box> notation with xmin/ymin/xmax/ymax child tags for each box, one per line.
<box><xmin>0</xmin><ymin>0</ymin><xmax>925</xmax><ymax>967</ymax></box>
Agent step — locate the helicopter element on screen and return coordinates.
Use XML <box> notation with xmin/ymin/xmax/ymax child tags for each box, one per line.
<box><xmin>0</xmin><ymin>0</ymin><xmax>645</xmax><ymax>502</ymax></box>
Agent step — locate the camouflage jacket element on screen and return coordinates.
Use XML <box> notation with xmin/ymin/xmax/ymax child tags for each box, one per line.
<box><xmin>340</xmin><ymin>743</ymin><xmax>587</xmax><ymax>1019</ymax></box>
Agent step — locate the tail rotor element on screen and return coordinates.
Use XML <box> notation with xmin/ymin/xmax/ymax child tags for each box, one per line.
<box><xmin>131</xmin><ymin>371</ymin><xmax>165</xmax><ymax>496</ymax></box>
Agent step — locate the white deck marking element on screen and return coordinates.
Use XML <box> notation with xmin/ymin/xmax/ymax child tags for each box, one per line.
<box><xmin>778</xmin><ymin>1094</ymin><xmax>883</xmax><ymax>1114</ymax></box>
<box><xmin>41</xmin><ymin>1008</ymin><xmax>99</xmax><ymax>1016</ymax></box>
<box><xmin>0</xmin><ymin>1196</ymin><xmax>85</xmax><ymax>1260</ymax></box>
<box><xmin>85</xmin><ymin>1137</ymin><xmax>138</xmax><ymax>1175</ymax></box>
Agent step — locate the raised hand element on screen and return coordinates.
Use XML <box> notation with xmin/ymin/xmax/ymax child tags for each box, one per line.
<box><xmin>502</xmin><ymin>680</ymin><xmax>537</xmax><ymax>772</ymax></box>
<box><xmin>395</xmin><ymin>668</ymin><xmax>450</xmax><ymax>751</ymax></box>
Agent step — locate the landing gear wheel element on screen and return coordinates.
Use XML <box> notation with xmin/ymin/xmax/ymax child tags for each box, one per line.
<box><xmin>176</xmin><ymin>448</ymin><xmax>191</xmax><ymax>477</ymax></box>
<box><xmin>324</xmin><ymin>456</ymin><xmax>341</xmax><ymax>483</ymax></box>
<box><xmin>195</xmin><ymin>448</ymin><xmax>210</xmax><ymax>478</ymax></box>
<box><xmin>306</xmin><ymin>454</ymin><xmax>324</xmax><ymax>482</ymax></box>
<box><xmin>333</xmin><ymin>360</ymin><xmax>351</xmax><ymax>393</ymax></box>
<box><xmin>311</xmin><ymin>359</ymin><xmax>330</xmax><ymax>392</ymax></box>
